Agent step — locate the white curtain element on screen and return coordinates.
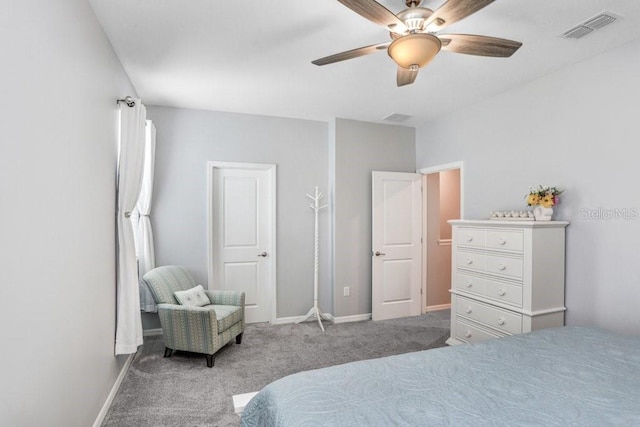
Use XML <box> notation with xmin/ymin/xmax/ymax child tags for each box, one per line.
<box><xmin>136</xmin><ymin>120</ymin><xmax>157</xmax><ymax>312</ymax></box>
<box><xmin>115</xmin><ymin>98</ymin><xmax>147</xmax><ymax>355</ymax></box>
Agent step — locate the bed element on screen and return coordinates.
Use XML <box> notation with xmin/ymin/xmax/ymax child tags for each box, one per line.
<box><xmin>240</xmin><ymin>327</ymin><xmax>640</xmax><ymax>426</ymax></box>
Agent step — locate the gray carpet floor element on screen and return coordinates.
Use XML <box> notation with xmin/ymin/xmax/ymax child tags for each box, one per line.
<box><xmin>102</xmin><ymin>310</ymin><xmax>450</xmax><ymax>426</ymax></box>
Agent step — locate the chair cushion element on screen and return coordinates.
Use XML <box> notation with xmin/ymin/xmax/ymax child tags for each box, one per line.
<box><xmin>174</xmin><ymin>285</ymin><xmax>211</xmax><ymax>307</ymax></box>
<box><xmin>213</xmin><ymin>304</ymin><xmax>243</xmax><ymax>332</ymax></box>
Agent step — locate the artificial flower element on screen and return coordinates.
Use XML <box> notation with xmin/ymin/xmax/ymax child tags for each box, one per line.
<box><xmin>541</xmin><ymin>195</ymin><xmax>554</xmax><ymax>208</ymax></box>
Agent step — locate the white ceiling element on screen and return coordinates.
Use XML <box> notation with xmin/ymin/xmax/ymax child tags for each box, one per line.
<box><xmin>89</xmin><ymin>0</ymin><xmax>640</xmax><ymax>127</ymax></box>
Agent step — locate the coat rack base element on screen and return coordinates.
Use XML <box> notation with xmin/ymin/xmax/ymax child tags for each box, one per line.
<box><xmin>296</xmin><ymin>304</ymin><xmax>331</xmax><ymax>332</ymax></box>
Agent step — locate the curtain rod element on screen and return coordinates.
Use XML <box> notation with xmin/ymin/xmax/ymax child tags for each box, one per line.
<box><xmin>116</xmin><ymin>96</ymin><xmax>136</xmax><ymax>108</ymax></box>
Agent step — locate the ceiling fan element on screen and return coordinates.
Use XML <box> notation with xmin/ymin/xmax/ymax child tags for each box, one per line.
<box><xmin>312</xmin><ymin>0</ymin><xmax>522</xmax><ymax>86</ymax></box>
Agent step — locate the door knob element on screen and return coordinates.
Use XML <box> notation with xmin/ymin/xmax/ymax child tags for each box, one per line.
<box><xmin>257</xmin><ymin>252</ymin><xmax>268</xmax><ymax>257</ymax></box>
<box><xmin>374</xmin><ymin>251</ymin><xmax>386</xmax><ymax>256</ymax></box>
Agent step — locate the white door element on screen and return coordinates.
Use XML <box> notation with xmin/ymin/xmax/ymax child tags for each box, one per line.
<box><xmin>372</xmin><ymin>171</ymin><xmax>422</xmax><ymax>321</ymax></box>
<box><xmin>208</xmin><ymin>162</ymin><xmax>275</xmax><ymax>324</ymax></box>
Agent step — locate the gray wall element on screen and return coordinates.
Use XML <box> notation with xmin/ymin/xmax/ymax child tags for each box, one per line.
<box><xmin>416</xmin><ymin>37</ymin><xmax>640</xmax><ymax>335</ymax></box>
<box><xmin>145</xmin><ymin>106</ymin><xmax>330</xmax><ymax>325</ymax></box>
<box><xmin>0</xmin><ymin>1</ymin><xmax>136</xmax><ymax>425</ymax></box>
<box><xmin>332</xmin><ymin>119</ymin><xmax>416</xmax><ymax>317</ymax></box>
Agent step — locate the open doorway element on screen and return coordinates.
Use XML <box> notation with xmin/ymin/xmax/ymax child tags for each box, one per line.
<box><xmin>419</xmin><ymin>162</ymin><xmax>463</xmax><ymax>313</ymax></box>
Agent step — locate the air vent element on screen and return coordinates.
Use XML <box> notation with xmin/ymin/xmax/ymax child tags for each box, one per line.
<box><xmin>383</xmin><ymin>113</ymin><xmax>412</xmax><ymax>123</ymax></box>
<box><xmin>562</xmin><ymin>26</ymin><xmax>593</xmax><ymax>39</ymax></box>
<box><xmin>560</xmin><ymin>11</ymin><xmax>620</xmax><ymax>39</ymax></box>
<box><xmin>584</xmin><ymin>14</ymin><xmax>617</xmax><ymax>30</ymax></box>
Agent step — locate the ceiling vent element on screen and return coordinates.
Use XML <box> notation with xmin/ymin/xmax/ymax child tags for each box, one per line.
<box><xmin>560</xmin><ymin>11</ymin><xmax>620</xmax><ymax>39</ymax></box>
<box><xmin>383</xmin><ymin>113</ymin><xmax>412</xmax><ymax>123</ymax></box>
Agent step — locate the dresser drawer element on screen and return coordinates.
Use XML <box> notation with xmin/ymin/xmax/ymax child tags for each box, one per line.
<box><xmin>455</xmin><ymin>274</ymin><xmax>522</xmax><ymax>307</ymax></box>
<box><xmin>485</xmin><ymin>279</ymin><xmax>523</xmax><ymax>307</ymax></box>
<box><xmin>456</xmin><ymin>295</ymin><xmax>523</xmax><ymax>335</ymax></box>
<box><xmin>456</xmin><ymin>251</ymin><xmax>486</xmax><ymax>272</ymax></box>
<box><xmin>486</xmin><ymin>230</ymin><xmax>523</xmax><ymax>252</ymax></box>
<box><xmin>455</xmin><ymin>318</ymin><xmax>503</xmax><ymax>344</ymax></box>
<box><xmin>457</xmin><ymin>228</ymin><xmax>485</xmax><ymax>248</ymax></box>
<box><xmin>454</xmin><ymin>273</ymin><xmax>486</xmax><ymax>296</ymax></box>
<box><xmin>485</xmin><ymin>254</ymin><xmax>523</xmax><ymax>280</ymax></box>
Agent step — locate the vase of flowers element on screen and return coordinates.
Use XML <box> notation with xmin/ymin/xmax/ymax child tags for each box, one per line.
<box><xmin>526</xmin><ymin>185</ymin><xmax>563</xmax><ymax>221</ymax></box>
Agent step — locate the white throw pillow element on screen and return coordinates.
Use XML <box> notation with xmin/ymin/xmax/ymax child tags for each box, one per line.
<box><xmin>174</xmin><ymin>285</ymin><xmax>211</xmax><ymax>307</ymax></box>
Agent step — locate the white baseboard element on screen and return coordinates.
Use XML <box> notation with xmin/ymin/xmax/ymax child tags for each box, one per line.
<box><xmin>93</xmin><ymin>353</ymin><xmax>135</xmax><ymax>427</ymax></box>
<box><xmin>272</xmin><ymin>315</ymin><xmax>301</xmax><ymax>325</ymax></box>
<box><xmin>327</xmin><ymin>313</ymin><xmax>371</xmax><ymax>324</ymax></box>
<box><xmin>143</xmin><ymin>328</ymin><xmax>163</xmax><ymax>337</ymax></box>
<box><xmin>272</xmin><ymin>315</ymin><xmax>327</xmax><ymax>325</ymax></box>
<box><xmin>425</xmin><ymin>303</ymin><xmax>451</xmax><ymax>312</ymax></box>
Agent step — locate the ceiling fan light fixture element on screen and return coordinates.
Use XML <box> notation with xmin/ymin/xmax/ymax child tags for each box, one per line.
<box><xmin>388</xmin><ymin>33</ymin><xmax>441</xmax><ymax>69</ymax></box>
<box><xmin>396</xmin><ymin>7</ymin><xmax>434</xmax><ymax>32</ymax></box>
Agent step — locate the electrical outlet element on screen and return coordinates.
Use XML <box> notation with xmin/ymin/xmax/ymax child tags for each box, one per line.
<box><xmin>343</xmin><ymin>286</ymin><xmax>350</xmax><ymax>297</ymax></box>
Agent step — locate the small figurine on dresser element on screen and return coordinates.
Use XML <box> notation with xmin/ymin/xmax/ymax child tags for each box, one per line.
<box><xmin>490</xmin><ymin>210</ymin><xmax>534</xmax><ymax>220</ymax></box>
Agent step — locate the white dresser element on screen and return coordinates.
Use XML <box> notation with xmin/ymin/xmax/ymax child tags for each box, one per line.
<box><xmin>447</xmin><ymin>219</ymin><xmax>569</xmax><ymax>345</ymax></box>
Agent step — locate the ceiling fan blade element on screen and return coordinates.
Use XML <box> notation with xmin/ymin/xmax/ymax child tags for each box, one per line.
<box><xmin>426</xmin><ymin>0</ymin><xmax>495</xmax><ymax>30</ymax></box>
<box><xmin>337</xmin><ymin>0</ymin><xmax>407</xmax><ymax>33</ymax></box>
<box><xmin>312</xmin><ymin>42</ymin><xmax>390</xmax><ymax>66</ymax></box>
<box><xmin>439</xmin><ymin>34</ymin><xmax>522</xmax><ymax>57</ymax></box>
<box><xmin>397</xmin><ymin>67</ymin><xmax>418</xmax><ymax>87</ymax></box>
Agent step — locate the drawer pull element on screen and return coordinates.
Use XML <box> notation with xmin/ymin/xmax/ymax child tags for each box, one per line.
<box><xmin>465</xmin><ymin>281</ymin><xmax>473</xmax><ymax>288</ymax></box>
<box><xmin>498</xmin><ymin>237</ymin><xmax>506</xmax><ymax>245</ymax></box>
<box><xmin>498</xmin><ymin>264</ymin><xmax>506</xmax><ymax>271</ymax></box>
<box><xmin>497</xmin><ymin>318</ymin><xmax>505</xmax><ymax>326</ymax></box>
<box><xmin>497</xmin><ymin>289</ymin><xmax>506</xmax><ymax>296</ymax></box>
<box><xmin>466</xmin><ymin>235</ymin><xmax>473</xmax><ymax>242</ymax></box>
<box><xmin>464</xmin><ymin>331</ymin><xmax>472</xmax><ymax>338</ymax></box>
<box><xmin>464</xmin><ymin>307</ymin><xmax>472</xmax><ymax>314</ymax></box>
<box><xmin>466</xmin><ymin>258</ymin><xmax>473</xmax><ymax>265</ymax></box>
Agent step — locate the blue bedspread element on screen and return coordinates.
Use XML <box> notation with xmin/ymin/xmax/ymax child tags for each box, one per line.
<box><xmin>240</xmin><ymin>327</ymin><xmax>640</xmax><ymax>426</ymax></box>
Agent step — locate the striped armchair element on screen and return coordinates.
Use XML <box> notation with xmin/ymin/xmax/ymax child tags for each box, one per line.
<box><xmin>142</xmin><ymin>265</ymin><xmax>245</xmax><ymax>367</ymax></box>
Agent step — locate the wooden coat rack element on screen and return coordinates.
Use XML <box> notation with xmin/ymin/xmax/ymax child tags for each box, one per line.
<box><xmin>296</xmin><ymin>186</ymin><xmax>330</xmax><ymax>331</ymax></box>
